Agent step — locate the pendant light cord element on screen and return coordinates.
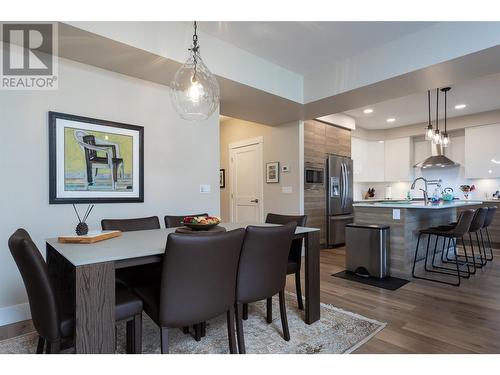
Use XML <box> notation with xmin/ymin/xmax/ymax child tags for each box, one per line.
<box><xmin>190</xmin><ymin>21</ymin><xmax>199</xmax><ymax>81</ymax></box>
<box><xmin>427</xmin><ymin>90</ymin><xmax>431</xmax><ymax>126</ymax></box>
<box><xmin>444</xmin><ymin>89</ymin><xmax>447</xmax><ymax>134</ymax></box>
<box><xmin>435</xmin><ymin>88</ymin><xmax>439</xmax><ymax>131</ymax></box>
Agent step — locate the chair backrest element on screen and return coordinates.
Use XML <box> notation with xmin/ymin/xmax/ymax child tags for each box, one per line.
<box><xmin>164</xmin><ymin>213</ymin><xmax>208</xmax><ymax>228</ymax></box>
<box><xmin>236</xmin><ymin>223</ymin><xmax>297</xmax><ymax>304</ymax></box>
<box><xmin>8</xmin><ymin>229</ymin><xmax>60</xmax><ymax>341</ymax></box>
<box><xmin>159</xmin><ymin>229</ymin><xmax>245</xmax><ymax>327</ymax></box>
<box><xmin>468</xmin><ymin>207</ymin><xmax>488</xmax><ymax>233</ymax></box>
<box><xmin>451</xmin><ymin>209</ymin><xmax>476</xmax><ymax>237</ymax></box>
<box><xmin>101</xmin><ymin>216</ymin><xmax>160</xmax><ymax>232</ymax></box>
<box><xmin>484</xmin><ymin>206</ymin><xmax>497</xmax><ymax>228</ymax></box>
<box><xmin>265</xmin><ymin>213</ymin><xmax>307</xmax><ymax>264</ymax></box>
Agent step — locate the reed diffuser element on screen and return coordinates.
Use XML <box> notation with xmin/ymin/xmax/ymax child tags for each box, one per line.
<box><xmin>73</xmin><ymin>204</ymin><xmax>94</xmax><ymax>236</ymax></box>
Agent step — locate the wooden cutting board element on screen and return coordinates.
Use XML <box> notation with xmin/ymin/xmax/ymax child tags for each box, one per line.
<box><xmin>58</xmin><ymin>230</ymin><xmax>121</xmax><ymax>244</ymax></box>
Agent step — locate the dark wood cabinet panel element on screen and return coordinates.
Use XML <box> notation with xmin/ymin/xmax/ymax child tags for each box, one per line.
<box><xmin>304</xmin><ymin>120</ymin><xmax>351</xmax><ymax>245</ymax></box>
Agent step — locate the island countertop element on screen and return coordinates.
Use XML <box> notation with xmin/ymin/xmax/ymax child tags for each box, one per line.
<box><xmin>353</xmin><ymin>200</ymin><xmax>483</xmax><ymax>209</ymax></box>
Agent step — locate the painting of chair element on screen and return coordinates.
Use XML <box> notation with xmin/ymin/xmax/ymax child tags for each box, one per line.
<box><xmin>74</xmin><ymin>130</ymin><xmax>125</xmax><ymax>189</ymax></box>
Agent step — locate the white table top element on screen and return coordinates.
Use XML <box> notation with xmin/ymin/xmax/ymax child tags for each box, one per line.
<box><xmin>46</xmin><ymin>223</ymin><xmax>319</xmax><ymax>267</ymax></box>
<box><xmin>353</xmin><ymin>200</ymin><xmax>484</xmax><ymax>209</ymax></box>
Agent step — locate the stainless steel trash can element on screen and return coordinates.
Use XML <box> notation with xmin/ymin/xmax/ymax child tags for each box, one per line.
<box><xmin>345</xmin><ymin>224</ymin><xmax>389</xmax><ymax>279</ymax></box>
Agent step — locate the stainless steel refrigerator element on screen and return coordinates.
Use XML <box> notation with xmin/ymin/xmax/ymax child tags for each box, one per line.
<box><xmin>327</xmin><ymin>154</ymin><xmax>354</xmax><ymax>247</ymax></box>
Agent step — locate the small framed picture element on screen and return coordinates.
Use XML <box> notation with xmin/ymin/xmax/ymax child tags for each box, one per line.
<box><xmin>266</xmin><ymin>162</ymin><xmax>280</xmax><ymax>183</ymax></box>
<box><xmin>220</xmin><ymin>169</ymin><xmax>226</xmax><ymax>188</ymax></box>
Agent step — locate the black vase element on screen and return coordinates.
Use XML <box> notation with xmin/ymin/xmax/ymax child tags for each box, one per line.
<box><xmin>76</xmin><ymin>222</ymin><xmax>89</xmax><ymax>236</ymax></box>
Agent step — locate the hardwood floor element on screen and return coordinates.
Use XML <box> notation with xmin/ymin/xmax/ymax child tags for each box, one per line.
<box><xmin>286</xmin><ymin>247</ymin><xmax>500</xmax><ymax>353</ymax></box>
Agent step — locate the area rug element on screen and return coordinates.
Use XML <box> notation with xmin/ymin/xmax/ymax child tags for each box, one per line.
<box><xmin>0</xmin><ymin>294</ymin><xmax>385</xmax><ymax>354</ymax></box>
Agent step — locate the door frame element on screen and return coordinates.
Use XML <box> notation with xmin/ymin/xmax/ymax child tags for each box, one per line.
<box><xmin>228</xmin><ymin>136</ymin><xmax>264</xmax><ymax>223</ymax></box>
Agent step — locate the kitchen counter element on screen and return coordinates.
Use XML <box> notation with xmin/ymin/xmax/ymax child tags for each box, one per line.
<box><xmin>353</xmin><ymin>200</ymin><xmax>483</xmax><ymax>209</ymax></box>
<box><xmin>353</xmin><ymin>200</ymin><xmax>484</xmax><ymax>279</ymax></box>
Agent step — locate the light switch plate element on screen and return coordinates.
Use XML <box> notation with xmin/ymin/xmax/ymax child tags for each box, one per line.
<box><xmin>282</xmin><ymin>186</ymin><xmax>293</xmax><ymax>194</ymax></box>
<box><xmin>199</xmin><ymin>184</ymin><xmax>211</xmax><ymax>194</ymax></box>
<box><xmin>281</xmin><ymin>164</ymin><xmax>290</xmax><ymax>173</ymax></box>
<box><xmin>393</xmin><ymin>209</ymin><xmax>401</xmax><ymax>220</ymax></box>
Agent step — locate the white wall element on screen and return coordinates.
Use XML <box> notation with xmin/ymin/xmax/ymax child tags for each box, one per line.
<box><xmin>219</xmin><ymin>118</ymin><xmax>301</xmax><ymax>221</ymax></box>
<box><xmin>0</xmin><ymin>57</ymin><xmax>220</xmax><ymax>325</ymax></box>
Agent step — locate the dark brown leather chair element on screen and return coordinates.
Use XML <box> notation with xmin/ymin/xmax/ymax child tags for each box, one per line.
<box><xmin>164</xmin><ymin>213</ymin><xmax>208</xmax><ymax>228</ymax></box>
<box><xmin>133</xmin><ymin>229</ymin><xmax>245</xmax><ymax>354</ymax></box>
<box><xmin>8</xmin><ymin>229</ymin><xmax>143</xmax><ymax>354</ymax></box>
<box><xmin>483</xmin><ymin>206</ymin><xmax>497</xmax><ymax>261</ymax></box>
<box><xmin>264</xmin><ymin>213</ymin><xmax>307</xmax><ymax>312</ymax></box>
<box><xmin>235</xmin><ymin>222</ymin><xmax>297</xmax><ymax>354</ymax></box>
<box><xmin>101</xmin><ymin>216</ymin><xmax>161</xmax><ymax>287</ymax></box>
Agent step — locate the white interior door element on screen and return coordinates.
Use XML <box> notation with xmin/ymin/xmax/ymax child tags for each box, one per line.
<box><xmin>229</xmin><ymin>138</ymin><xmax>264</xmax><ymax>223</ymax></box>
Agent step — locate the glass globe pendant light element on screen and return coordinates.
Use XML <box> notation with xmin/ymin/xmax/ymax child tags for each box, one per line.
<box><xmin>170</xmin><ymin>21</ymin><xmax>220</xmax><ymax>121</ymax></box>
<box><xmin>425</xmin><ymin>90</ymin><xmax>434</xmax><ymax>140</ymax></box>
<box><xmin>441</xmin><ymin>87</ymin><xmax>451</xmax><ymax>147</ymax></box>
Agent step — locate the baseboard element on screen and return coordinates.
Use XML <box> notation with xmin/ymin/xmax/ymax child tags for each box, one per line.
<box><xmin>0</xmin><ymin>303</ymin><xmax>31</xmax><ymax>327</ymax></box>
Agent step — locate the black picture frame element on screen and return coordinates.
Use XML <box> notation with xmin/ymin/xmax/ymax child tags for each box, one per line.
<box><xmin>266</xmin><ymin>161</ymin><xmax>280</xmax><ymax>183</ymax></box>
<box><xmin>49</xmin><ymin>111</ymin><xmax>144</xmax><ymax>204</ymax></box>
<box><xmin>220</xmin><ymin>169</ymin><xmax>226</xmax><ymax>188</ymax></box>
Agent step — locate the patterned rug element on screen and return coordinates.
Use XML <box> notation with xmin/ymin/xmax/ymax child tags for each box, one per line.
<box><xmin>0</xmin><ymin>294</ymin><xmax>385</xmax><ymax>354</ymax></box>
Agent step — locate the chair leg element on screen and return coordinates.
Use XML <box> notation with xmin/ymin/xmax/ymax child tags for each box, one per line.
<box><xmin>266</xmin><ymin>297</ymin><xmax>273</xmax><ymax>324</ymax></box>
<box><xmin>46</xmin><ymin>340</ymin><xmax>60</xmax><ymax>354</ymax></box>
<box><xmin>126</xmin><ymin>314</ymin><xmax>142</xmax><ymax>354</ymax></box>
<box><xmin>194</xmin><ymin>324</ymin><xmax>201</xmax><ymax>341</ymax></box>
<box><xmin>226</xmin><ymin>306</ymin><xmax>237</xmax><ymax>354</ymax></box>
<box><xmin>278</xmin><ymin>290</ymin><xmax>290</xmax><ymax>341</ymax></box>
<box><xmin>160</xmin><ymin>327</ymin><xmax>169</xmax><ymax>354</ymax></box>
<box><xmin>242</xmin><ymin>303</ymin><xmax>248</xmax><ymax>320</ymax></box>
<box><xmin>235</xmin><ymin>303</ymin><xmax>246</xmax><ymax>354</ymax></box>
<box><xmin>36</xmin><ymin>336</ymin><xmax>45</xmax><ymax>354</ymax></box>
<box><xmin>200</xmin><ymin>321</ymin><xmax>207</xmax><ymax>338</ymax></box>
<box><xmin>295</xmin><ymin>271</ymin><xmax>304</xmax><ymax>310</ymax></box>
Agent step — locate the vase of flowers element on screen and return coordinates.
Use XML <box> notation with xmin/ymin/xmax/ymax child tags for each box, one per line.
<box><xmin>459</xmin><ymin>185</ymin><xmax>475</xmax><ymax>200</ymax></box>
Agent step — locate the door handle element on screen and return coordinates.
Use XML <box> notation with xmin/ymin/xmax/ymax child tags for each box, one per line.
<box><xmin>250</xmin><ymin>199</ymin><xmax>259</xmax><ymax>203</ymax></box>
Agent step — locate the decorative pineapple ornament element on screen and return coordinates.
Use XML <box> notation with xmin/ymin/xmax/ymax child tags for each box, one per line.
<box><xmin>72</xmin><ymin>204</ymin><xmax>94</xmax><ymax>236</ymax></box>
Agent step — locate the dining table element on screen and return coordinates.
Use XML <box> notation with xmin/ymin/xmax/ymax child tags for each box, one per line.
<box><xmin>45</xmin><ymin>222</ymin><xmax>320</xmax><ymax>354</ymax></box>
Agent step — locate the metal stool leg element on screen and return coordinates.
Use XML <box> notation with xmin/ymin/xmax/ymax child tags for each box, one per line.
<box><xmin>486</xmin><ymin>228</ymin><xmax>494</xmax><ymax>261</ymax></box>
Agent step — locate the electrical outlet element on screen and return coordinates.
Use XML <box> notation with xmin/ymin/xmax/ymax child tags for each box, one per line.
<box><xmin>282</xmin><ymin>186</ymin><xmax>293</xmax><ymax>194</ymax></box>
<box><xmin>392</xmin><ymin>209</ymin><xmax>401</xmax><ymax>220</ymax></box>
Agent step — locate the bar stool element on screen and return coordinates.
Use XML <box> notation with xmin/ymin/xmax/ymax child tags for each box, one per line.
<box><xmin>482</xmin><ymin>206</ymin><xmax>497</xmax><ymax>261</ymax></box>
<box><xmin>412</xmin><ymin>209</ymin><xmax>475</xmax><ymax>286</ymax></box>
<box><xmin>439</xmin><ymin>207</ymin><xmax>489</xmax><ymax>273</ymax></box>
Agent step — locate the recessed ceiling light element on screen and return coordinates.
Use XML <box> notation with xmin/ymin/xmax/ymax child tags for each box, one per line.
<box><xmin>363</xmin><ymin>108</ymin><xmax>374</xmax><ymax>114</ymax></box>
<box><xmin>386</xmin><ymin>118</ymin><xmax>396</xmax><ymax>123</ymax></box>
<box><xmin>455</xmin><ymin>104</ymin><xmax>466</xmax><ymax>109</ymax></box>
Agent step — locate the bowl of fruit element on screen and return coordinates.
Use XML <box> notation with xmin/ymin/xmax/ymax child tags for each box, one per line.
<box><xmin>181</xmin><ymin>216</ymin><xmax>221</xmax><ymax>231</ymax></box>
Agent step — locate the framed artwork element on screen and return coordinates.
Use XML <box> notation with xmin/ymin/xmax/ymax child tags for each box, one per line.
<box><xmin>266</xmin><ymin>162</ymin><xmax>280</xmax><ymax>183</ymax></box>
<box><xmin>220</xmin><ymin>169</ymin><xmax>226</xmax><ymax>188</ymax></box>
<box><xmin>49</xmin><ymin>111</ymin><xmax>144</xmax><ymax>204</ymax></box>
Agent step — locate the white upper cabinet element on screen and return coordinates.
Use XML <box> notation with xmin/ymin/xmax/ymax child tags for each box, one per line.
<box><xmin>465</xmin><ymin>124</ymin><xmax>500</xmax><ymax>178</ymax></box>
<box><xmin>384</xmin><ymin>137</ymin><xmax>413</xmax><ymax>182</ymax></box>
<box><xmin>351</xmin><ymin>137</ymin><xmax>385</xmax><ymax>182</ymax></box>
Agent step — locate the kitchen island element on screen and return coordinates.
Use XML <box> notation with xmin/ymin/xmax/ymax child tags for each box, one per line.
<box><xmin>353</xmin><ymin>200</ymin><xmax>483</xmax><ymax>279</ymax></box>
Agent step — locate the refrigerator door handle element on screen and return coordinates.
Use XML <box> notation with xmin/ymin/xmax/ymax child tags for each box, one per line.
<box><xmin>344</xmin><ymin>162</ymin><xmax>349</xmax><ymax>208</ymax></box>
<box><xmin>340</xmin><ymin>163</ymin><xmax>346</xmax><ymax>208</ymax></box>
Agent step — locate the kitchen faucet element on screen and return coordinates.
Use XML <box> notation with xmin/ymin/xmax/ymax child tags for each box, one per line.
<box><xmin>411</xmin><ymin>177</ymin><xmax>429</xmax><ymax>204</ymax></box>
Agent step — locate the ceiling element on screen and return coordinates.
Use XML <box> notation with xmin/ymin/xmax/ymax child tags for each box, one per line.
<box><xmin>199</xmin><ymin>22</ymin><xmax>436</xmax><ymax>75</ymax></box>
<box><xmin>344</xmin><ymin>72</ymin><xmax>500</xmax><ymax>130</ymax></box>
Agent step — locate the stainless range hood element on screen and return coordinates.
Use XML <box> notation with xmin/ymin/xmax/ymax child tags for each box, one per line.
<box><xmin>414</xmin><ymin>142</ymin><xmax>459</xmax><ymax>169</ymax></box>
